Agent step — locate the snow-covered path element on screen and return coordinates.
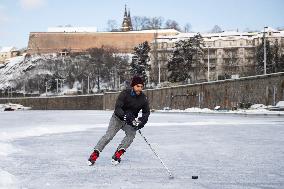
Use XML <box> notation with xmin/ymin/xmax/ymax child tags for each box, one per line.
<box><xmin>0</xmin><ymin>111</ymin><xmax>284</xmax><ymax>189</ymax></box>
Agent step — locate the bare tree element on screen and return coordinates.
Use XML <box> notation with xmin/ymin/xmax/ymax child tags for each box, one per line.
<box><xmin>183</xmin><ymin>23</ymin><xmax>192</xmax><ymax>33</ymax></box>
<box><xmin>87</xmin><ymin>48</ymin><xmax>129</xmax><ymax>91</ymax></box>
<box><xmin>132</xmin><ymin>16</ymin><xmax>150</xmax><ymax>30</ymax></box>
<box><xmin>147</xmin><ymin>17</ymin><xmax>164</xmax><ymax>29</ymax></box>
<box><xmin>107</xmin><ymin>19</ymin><xmax>118</xmax><ymax>31</ymax></box>
<box><xmin>276</xmin><ymin>26</ymin><xmax>284</xmax><ymax>30</ymax></box>
<box><xmin>165</xmin><ymin>19</ymin><xmax>181</xmax><ymax>31</ymax></box>
<box><xmin>211</xmin><ymin>25</ymin><xmax>223</xmax><ymax>33</ymax></box>
<box><xmin>132</xmin><ymin>16</ymin><xmax>164</xmax><ymax>30</ymax></box>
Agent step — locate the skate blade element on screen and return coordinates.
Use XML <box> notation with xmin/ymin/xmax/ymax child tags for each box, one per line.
<box><xmin>88</xmin><ymin>161</ymin><xmax>95</xmax><ymax>166</ymax></box>
<box><xmin>111</xmin><ymin>159</ymin><xmax>120</xmax><ymax>166</ymax></box>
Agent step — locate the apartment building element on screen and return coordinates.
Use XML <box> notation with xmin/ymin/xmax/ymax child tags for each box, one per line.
<box><xmin>150</xmin><ymin>27</ymin><xmax>284</xmax><ymax>83</ymax></box>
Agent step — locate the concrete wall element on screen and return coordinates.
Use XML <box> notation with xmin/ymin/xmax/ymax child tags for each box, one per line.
<box><xmin>0</xmin><ymin>95</ymin><xmax>103</xmax><ymax>110</ymax></box>
<box><xmin>1</xmin><ymin>73</ymin><xmax>284</xmax><ymax>110</ymax></box>
<box><xmin>104</xmin><ymin>72</ymin><xmax>284</xmax><ymax>110</ymax></box>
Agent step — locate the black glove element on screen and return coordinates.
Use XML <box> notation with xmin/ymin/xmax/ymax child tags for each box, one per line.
<box><xmin>124</xmin><ymin>112</ymin><xmax>135</xmax><ymax>126</ymax></box>
<box><xmin>136</xmin><ymin>122</ymin><xmax>145</xmax><ymax>130</ymax></box>
<box><xmin>136</xmin><ymin>116</ymin><xmax>147</xmax><ymax>130</ymax></box>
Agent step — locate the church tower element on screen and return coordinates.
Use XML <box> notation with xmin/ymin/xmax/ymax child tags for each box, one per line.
<box><xmin>121</xmin><ymin>5</ymin><xmax>133</xmax><ymax>32</ymax></box>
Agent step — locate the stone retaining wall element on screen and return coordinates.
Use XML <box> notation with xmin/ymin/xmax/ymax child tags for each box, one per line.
<box><xmin>1</xmin><ymin>73</ymin><xmax>284</xmax><ymax>110</ymax></box>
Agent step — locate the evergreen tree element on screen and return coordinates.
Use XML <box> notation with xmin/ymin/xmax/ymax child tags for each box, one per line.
<box><xmin>190</xmin><ymin>34</ymin><xmax>205</xmax><ymax>81</ymax></box>
<box><xmin>280</xmin><ymin>55</ymin><xmax>284</xmax><ymax>72</ymax></box>
<box><xmin>256</xmin><ymin>37</ymin><xmax>282</xmax><ymax>74</ymax></box>
<box><xmin>273</xmin><ymin>39</ymin><xmax>284</xmax><ymax>72</ymax></box>
<box><xmin>167</xmin><ymin>46</ymin><xmax>186</xmax><ymax>82</ymax></box>
<box><xmin>256</xmin><ymin>38</ymin><xmax>274</xmax><ymax>74</ymax></box>
<box><xmin>130</xmin><ymin>41</ymin><xmax>151</xmax><ymax>85</ymax></box>
<box><xmin>167</xmin><ymin>34</ymin><xmax>204</xmax><ymax>83</ymax></box>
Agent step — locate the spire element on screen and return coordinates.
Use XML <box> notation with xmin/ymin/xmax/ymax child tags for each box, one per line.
<box><xmin>124</xmin><ymin>4</ymin><xmax>127</xmax><ymax>17</ymax></box>
<box><xmin>128</xmin><ymin>9</ymin><xmax>131</xmax><ymax>18</ymax></box>
<box><xmin>128</xmin><ymin>9</ymin><xmax>133</xmax><ymax>30</ymax></box>
<box><xmin>121</xmin><ymin>5</ymin><xmax>133</xmax><ymax>31</ymax></box>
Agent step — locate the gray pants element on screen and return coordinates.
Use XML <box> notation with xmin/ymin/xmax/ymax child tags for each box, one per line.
<box><xmin>94</xmin><ymin>114</ymin><xmax>137</xmax><ymax>152</ymax></box>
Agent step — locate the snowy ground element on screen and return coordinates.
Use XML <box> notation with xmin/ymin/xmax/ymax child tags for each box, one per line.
<box><xmin>0</xmin><ymin>111</ymin><xmax>284</xmax><ymax>189</ymax></box>
<box><xmin>156</xmin><ymin>105</ymin><xmax>284</xmax><ymax>116</ymax></box>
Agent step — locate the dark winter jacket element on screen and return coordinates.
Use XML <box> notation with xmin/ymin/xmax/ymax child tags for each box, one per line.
<box><xmin>114</xmin><ymin>89</ymin><xmax>150</xmax><ymax>123</ymax></box>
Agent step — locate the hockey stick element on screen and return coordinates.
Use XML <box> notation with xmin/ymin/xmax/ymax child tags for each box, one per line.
<box><xmin>138</xmin><ymin>129</ymin><xmax>174</xmax><ymax>179</ymax></box>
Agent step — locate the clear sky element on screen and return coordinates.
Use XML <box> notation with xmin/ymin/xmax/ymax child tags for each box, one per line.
<box><xmin>0</xmin><ymin>0</ymin><xmax>284</xmax><ymax>49</ymax></box>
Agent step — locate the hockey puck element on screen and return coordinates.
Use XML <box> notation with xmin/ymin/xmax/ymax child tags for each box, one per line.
<box><xmin>192</xmin><ymin>176</ymin><xmax>198</xmax><ymax>179</ymax></box>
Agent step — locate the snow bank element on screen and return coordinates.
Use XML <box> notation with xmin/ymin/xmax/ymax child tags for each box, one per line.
<box><xmin>0</xmin><ymin>55</ymin><xmax>47</xmax><ymax>90</ymax></box>
<box><xmin>0</xmin><ymin>56</ymin><xmax>25</xmax><ymax>89</ymax></box>
<box><xmin>276</xmin><ymin>101</ymin><xmax>284</xmax><ymax>107</ymax></box>
<box><xmin>0</xmin><ymin>103</ymin><xmax>31</xmax><ymax>111</ymax></box>
<box><xmin>250</xmin><ymin>104</ymin><xmax>268</xmax><ymax>109</ymax></box>
<box><xmin>148</xmin><ymin>119</ymin><xmax>271</xmax><ymax>127</ymax></box>
<box><xmin>160</xmin><ymin>107</ymin><xmax>214</xmax><ymax>113</ymax></box>
<box><xmin>185</xmin><ymin>107</ymin><xmax>213</xmax><ymax>112</ymax></box>
<box><xmin>5</xmin><ymin>56</ymin><xmax>24</xmax><ymax>67</ymax></box>
<box><xmin>157</xmin><ymin>104</ymin><xmax>284</xmax><ymax>115</ymax></box>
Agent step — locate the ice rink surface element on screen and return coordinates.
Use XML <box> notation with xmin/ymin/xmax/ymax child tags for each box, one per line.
<box><xmin>0</xmin><ymin>110</ymin><xmax>284</xmax><ymax>189</ymax></box>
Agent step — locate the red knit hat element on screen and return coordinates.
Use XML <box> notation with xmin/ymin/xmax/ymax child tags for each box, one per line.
<box><xmin>131</xmin><ymin>76</ymin><xmax>144</xmax><ymax>87</ymax></box>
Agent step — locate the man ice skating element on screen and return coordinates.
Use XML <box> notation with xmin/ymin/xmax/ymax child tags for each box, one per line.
<box><xmin>88</xmin><ymin>76</ymin><xmax>150</xmax><ymax>166</ymax></box>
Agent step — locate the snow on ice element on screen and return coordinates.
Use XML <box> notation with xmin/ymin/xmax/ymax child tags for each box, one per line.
<box><xmin>158</xmin><ymin>104</ymin><xmax>284</xmax><ymax>116</ymax></box>
<box><xmin>0</xmin><ymin>110</ymin><xmax>284</xmax><ymax>189</ymax></box>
